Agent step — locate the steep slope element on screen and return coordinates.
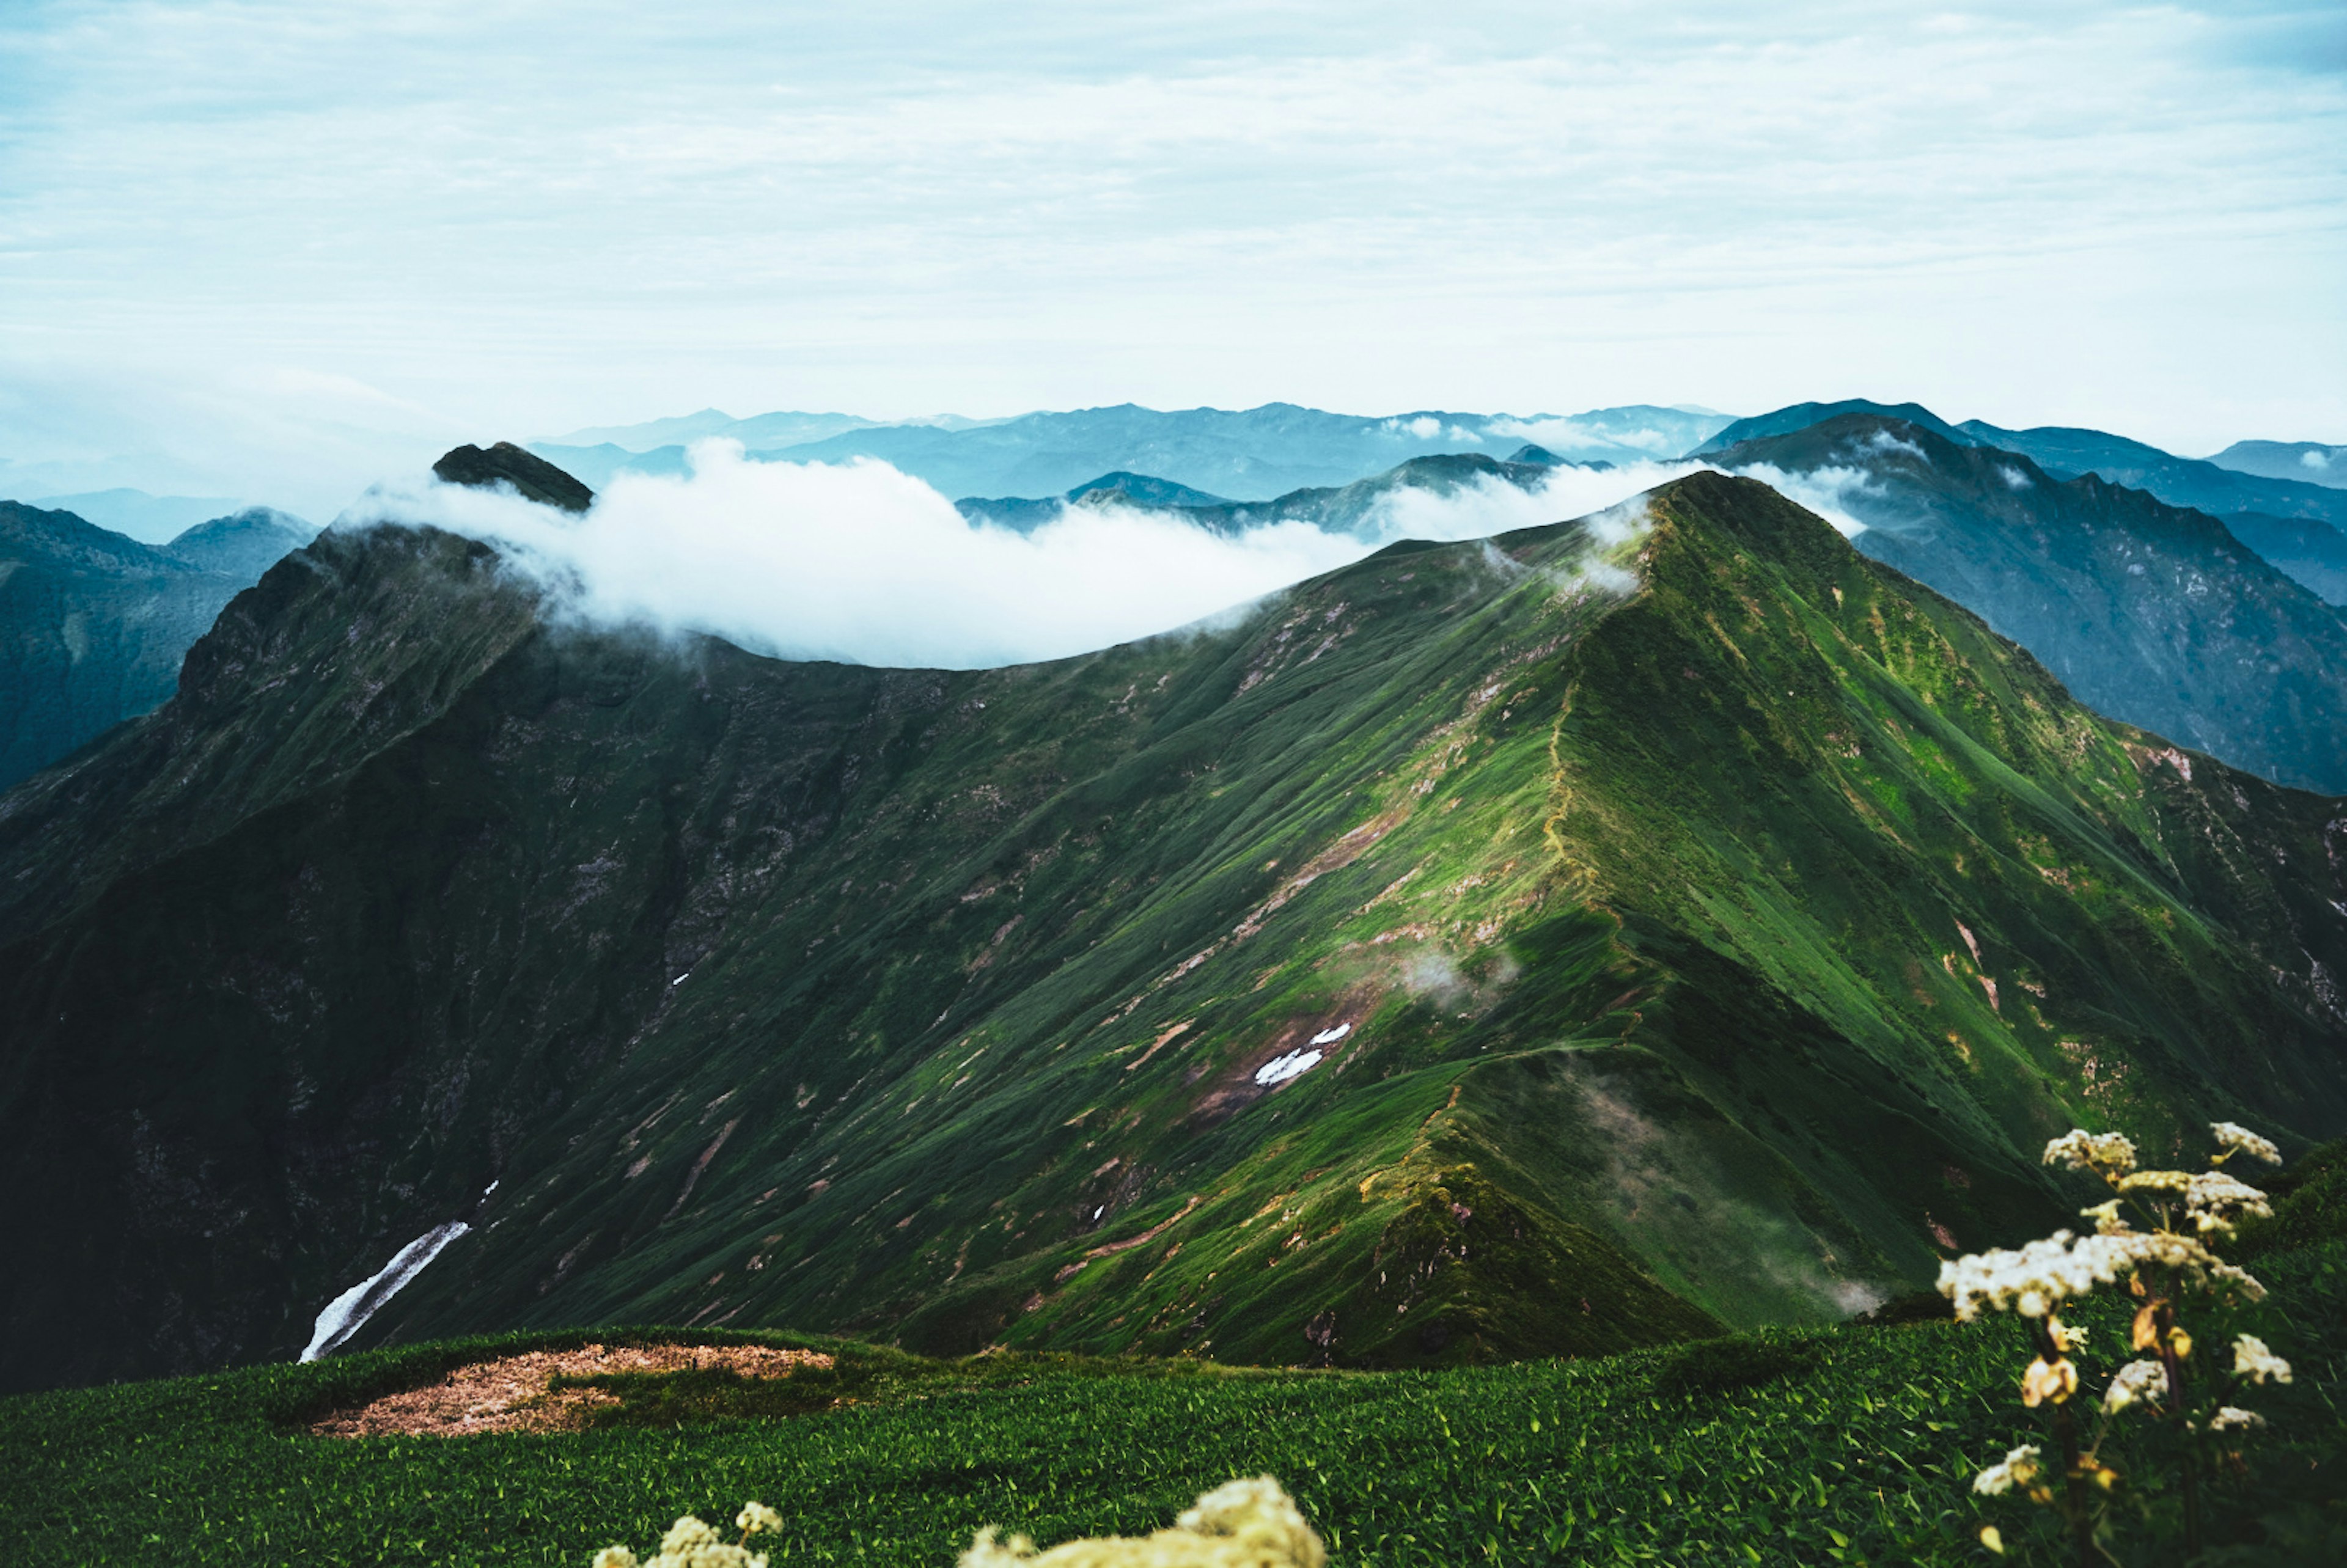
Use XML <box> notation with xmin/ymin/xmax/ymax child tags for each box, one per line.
<box><xmin>1713</xmin><ymin>414</ymin><xmax>2347</xmax><ymax>793</ymax></box>
<box><xmin>2220</xmin><ymin>512</ymin><xmax>2347</xmax><ymax>606</ymax></box>
<box><xmin>2</xmin><ymin>475</ymin><xmax>2343</xmax><ymax>1396</ymax></box>
<box><xmin>535</xmin><ymin>403</ymin><xmax>1730</xmax><ymax>503</ymax></box>
<box><xmin>0</xmin><ymin>501</ymin><xmax>306</xmax><ymax>790</ymax></box>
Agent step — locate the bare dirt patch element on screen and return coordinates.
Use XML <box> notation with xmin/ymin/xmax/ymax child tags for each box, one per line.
<box><xmin>308</xmin><ymin>1343</ymin><xmax>834</xmax><ymax>1437</ymax></box>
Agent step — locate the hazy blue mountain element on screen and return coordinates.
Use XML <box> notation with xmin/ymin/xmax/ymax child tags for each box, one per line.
<box><xmin>1953</xmin><ymin>420</ymin><xmax>2347</xmax><ymax>529</ymax></box>
<box><xmin>1695</xmin><ymin>400</ymin><xmax>1967</xmax><ymax>454</ymax></box>
<box><xmin>0</xmin><ymin>501</ymin><xmax>308</xmax><ymax>789</ymax></box>
<box><xmin>956</xmin><ymin>454</ymin><xmax>1558</xmax><ymax>536</ymax></box>
<box><xmin>1713</xmin><ymin>414</ymin><xmax>2347</xmax><ymax>791</ymax></box>
<box><xmin>2208</xmin><ymin>439</ymin><xmax>2346</xmax><ymax>490</ymax></box>
<box><xmin>531</xmin><ymin>402</ymin><xmax>1735</xmax><ymax>502</ymax></box>
<box><xmin>29</xmin><ymin>488</ymin><xmax>247</xmax><ymax>545</ymax></box>
<box><xmin>2220</xmin><ymin>513</ymin><xmax>2347</xmax><ymax>605</ymax></box>
<box><xmin>162</xmin><ymin>507</ymin><xmax>316</xmax><ymax>579</ymax></box>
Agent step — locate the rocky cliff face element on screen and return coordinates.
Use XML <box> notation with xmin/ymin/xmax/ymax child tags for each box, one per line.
<box><xmin>1</xmin><ymin>475</ymin><xmax>2341</xmax><ymax>1394</ymax></box>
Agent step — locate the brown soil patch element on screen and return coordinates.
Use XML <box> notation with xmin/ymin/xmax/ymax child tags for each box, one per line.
<box><xmin>307</xmin><ymin>1342</ymin><xmax>834</xmax><ymax>1438</ymax></box>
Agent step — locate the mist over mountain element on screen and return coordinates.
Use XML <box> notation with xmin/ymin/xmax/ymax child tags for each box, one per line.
<box><xmin>532</xmin><ymin>402</ymin><xmax>1733</xmax><ymax>502</ymax></box>
<box><xmin>0</xmin><ymin>500</ymin><xmax>312</xmax><ymax>789</ymax></box>
<box><xmin>3</xmin><ymin>467</ymin><xmax>2340</xmax><ymax>1394</ymax></box>
<box><xmin>1710</xmin><ymin>414</ymin><xmax>2347</xmax><ymax>794</ymax></box>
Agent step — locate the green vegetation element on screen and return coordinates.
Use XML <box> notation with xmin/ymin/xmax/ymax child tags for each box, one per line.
<box><xmin>4</xmin><ymin>474</ymin><xmax>2345</xmax><ymax>1396</ymax></box>
<box><xmin>6</xmin><ymin>1235</ymin><xmax>2341</xmax><ymax>1566</ymax></box>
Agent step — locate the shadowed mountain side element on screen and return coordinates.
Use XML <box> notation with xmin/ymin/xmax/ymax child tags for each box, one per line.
<box><xmin>0</xmin><ymin>501</ymin><xmax>312</xmax><ymax>790</ymax></box>
<box><xmin>2209</xmin><ymin>441</ymin><xmax>2346</xmax><ymax>489</ymax></box>
<box><xmin>0</xmin><ymin>475</ymin><xmax>2342</xmax><ymax>1395</ymax></box>
<box><xmin>1713</xmin><ymin>415</ymin><xmax>2347</xmax><ymax>793</ymax></box>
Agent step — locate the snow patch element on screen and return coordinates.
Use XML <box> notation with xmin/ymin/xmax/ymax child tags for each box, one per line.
<box><xmin>1309</xmin><ymin>1023</ymin><xmax>1352</xmax><ymax>1046</ymax></box>
<box><xmin>301</xmin><ymin>1222</ymin><xmax>471</xmax><ymax>1363</ymax></box>
<box><xmin>1255</xmin><ymin>1049</ymin><xmax>1326</xmax><ymax>1086</ymax></box>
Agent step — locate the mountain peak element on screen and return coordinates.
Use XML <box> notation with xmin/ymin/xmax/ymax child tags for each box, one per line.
<box><xmin>432</xmin><ymin>442</ymin><xmax>594</xmax><ymax>513</ymax></box>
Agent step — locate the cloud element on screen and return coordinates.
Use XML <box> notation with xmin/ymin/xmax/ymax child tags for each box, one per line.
<box><xmin>342</xmin><ymin>442</ymin><xmax>1694</xmax><ymax>668</ymax></box>
<box><xmin>1997</xmin><ymin>463</ymin><xmax>2033</xmax><ymax>489</ymax></box>
<box><xmin>1726</xmin><ymin>463</ymin><xmax>1875</xmax><ymax>538</ymax></box>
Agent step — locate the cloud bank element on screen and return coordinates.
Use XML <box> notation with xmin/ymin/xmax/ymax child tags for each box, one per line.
<box><xmin>345</xmin><ymin>442</ymin><xmax>1696</xmax><ymax>669</ymax></box>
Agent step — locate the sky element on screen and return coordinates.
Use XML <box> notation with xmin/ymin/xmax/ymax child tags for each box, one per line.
<box><xmin>1</xmin><ymin>0</ymin><xmax>2342</xmax><ymax>516</ymax></box>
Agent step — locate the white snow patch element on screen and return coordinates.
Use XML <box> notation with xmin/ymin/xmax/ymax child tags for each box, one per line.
<box><xmin>671</xmin><ymin>972</ymin><xmax>691</xmax><ymax>986</ymax></box>
<box><xmin>483</xmin><ymin>1180</ymin><xmax>499</xmax><ymax>1196</ymax></box>
<box><xmin>1309</xmin><ymin>1023</ymin><xmax>1352</xmax><ymax>1046</ymax></box>
<box><xmin>301</xmin><ymin>1221</ymin><xmax>471</xmax><ymax>1363</ymax></box>
<box><xmin>1255</xmin><ymin>1049</ymin><xmax>1325</xmax><ymax>1086</ymax></box>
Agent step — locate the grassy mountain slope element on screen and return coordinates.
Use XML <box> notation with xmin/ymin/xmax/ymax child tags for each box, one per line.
<box><xmin>1</xmin><ymin>475</ymin><xmax>2341</xmax><ymax>1395</ymax></box>
<box><xmin>1713</xmin><ymin>414</ymin><xmax>2347</xmax><ymax>793</ymax></box>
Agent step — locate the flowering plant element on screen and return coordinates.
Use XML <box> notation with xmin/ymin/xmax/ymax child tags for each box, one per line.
<box><xmin>1942</xmin><ymin>1123</ymin><xmax>2288</xmax><ymax>1562</ymax></box>
<box><xmin>589</xmin><ymin>1501</ymin><xmax>784</xmax><ymax>1568</ymax></box>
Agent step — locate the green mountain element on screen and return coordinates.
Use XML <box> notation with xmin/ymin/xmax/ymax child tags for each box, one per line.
<box><xmin>0</xmin><ymin>500</ymin><xmax>311</xmax><ymax>790</ymax></box>
<box><xmin>1711</xmin><ymin>414</ymin><xmax>2347</xmax><ymax>793</ymax></box>
<box><xmin>2</xmin><ymin>471</ymin><xmax>2343</xmax><ymax>1396</ymax></box>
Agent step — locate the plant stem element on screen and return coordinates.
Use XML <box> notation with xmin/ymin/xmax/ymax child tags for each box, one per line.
<box><xmin>2038</xmin><ymin>1321</ymin><xmax>2095</xmax><ymax>1568</ymax></box>
<box><xmin>2156</xmin><ymin>1299</ymin><xmax>2201</xmax><ymax>1558</ymax></box>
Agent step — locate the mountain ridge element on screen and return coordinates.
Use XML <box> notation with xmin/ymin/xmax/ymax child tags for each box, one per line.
<box><xmin>2</xmin><ymin>470</ymin><xmax>2341</xmax><ymax>1393</ymax></box>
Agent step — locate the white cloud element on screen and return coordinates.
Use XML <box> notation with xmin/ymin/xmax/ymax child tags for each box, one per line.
<box><xmin>345</xmin><ymin>443</ymin><xmax>1690</xmax><ymax>667</ymax></box>
<box><xmin>1730</xmin><ymin>463</ymin><xmax>1876</xmax><ymax>538</ymax></box>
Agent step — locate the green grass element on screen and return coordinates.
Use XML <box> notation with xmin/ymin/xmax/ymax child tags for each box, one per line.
<box><xmin>9</xmin><ymin>1241</ymin><xmax>2343</xmax><ymax>1567</ymax></box>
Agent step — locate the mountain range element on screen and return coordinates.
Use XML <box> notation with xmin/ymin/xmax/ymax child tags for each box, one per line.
<box><xmin>1707</xmin><ymin>414</ymin><xmax>2347</xmax><ymax>793</ymax></box>
<box><xmin>3</xmin><ymin>459</ymin><xmax>2342</xmax><ymax>1394</ymax></box>
<box><xmin>0</xmin><ymin>501</ymin><xmax>314</xmax><ymax>790</ymax></box>
<box><xmin>531</xmin><ymin>402</ymin><xmax>1732</xmax><ymax>501</ymax></box>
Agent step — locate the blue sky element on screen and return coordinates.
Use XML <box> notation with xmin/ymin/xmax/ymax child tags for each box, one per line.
<box><xmin>1</xmin><ymin>1</ymin><xmax>2341</xmax><ymax>514</ymax></box>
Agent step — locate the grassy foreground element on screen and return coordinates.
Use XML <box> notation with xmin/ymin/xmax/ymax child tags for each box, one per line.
<box><xmin>6</xmin><ymin>1244</ymin><xmax>2343</xmax><ymax>1567</ymax></box>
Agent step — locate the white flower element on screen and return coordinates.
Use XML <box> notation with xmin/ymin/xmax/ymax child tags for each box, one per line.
<box><xmin>736</xmin><ymin>1503</ymin><xmax>784</xmax><ymax>1537</ymax></box>
<box><xmin>2103</xmin><ymin>1359</ymin><xmax>2168</xmax><ymax>1415</ymax></box>
<box><xmin>2208</xmin><ymin>1405</ymin><xmax>2266</xmax><ymax>1432</ymax></box>
<box><xmin>2079</xmin><ymin>1199</ymin><xmax>2129</xmax><ymax>1235</ymax></box>
<box><xmin>592</xmin><ymin>1552</ymin><xmax>640</xmax><ymax>1568</ymax></box>
<box><xmin>2183</xmin><ymin>1171</ymin><xmax>2271</xmax><ymax>1236</ymax></box>
<box><xmin>1973</xmin><ymin>1445</ymin><xmax>2043</xmax><ymax>1496</ymax></box>
<box><xmin>2232</xmin><ymin>1335</ymin><xmax>2293</xmax><ymax>1385</ymax></box>
<box><xmin>661</xmin><ymin>1519</ymin><xmax>722</xmax><ymax>1556</ymax></box>
<box><xmin>1938</xmin><ymin>1231</ymin><xmax>2126</xmax><ymax>1321</ymax></box>
<box><xmin>2044</xmin><ymin>1129</ymin><xmax>2138</xmax><ymax>1177</ymax></box>
<box><xmin>2116</xmin><ymin>1168</ymin><xmax>2194</xmax><ymax>1196</ymax></box>
<box><xmin>2211</xmin><ymin>1122</ymin><xmax>2282</xmax><ymax>1165</ymax></box>
<box><xmin>2049</xmin><ymin>1317</ymin><xmax>2088</xmax><ymax>1353</ymax></box>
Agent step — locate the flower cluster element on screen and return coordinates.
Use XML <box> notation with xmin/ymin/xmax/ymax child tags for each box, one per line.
<box><xmin>2043</xmin><ymin>1130</ymin><xmax>2138</xmax><ymax>1178</ymax></box>
<box><xmin>2207</xmin><ymin>1407</ymin><xmax>2266</xmax><ymax>1433</ymax></box>
<box><xmin>2101</xmin><ymin>1360</ymin><xmax>2167</xmax><ymax>1416</ymax></box>
<box><xmin>1938</xmin><ymin>1231</ymin><xmax>2117</xmax><ymax>1321</ymax></box>
<box><xmin>961</xmin><ymin>1476</ymin><xmax>1325</xmax><ymax>1568</ymax></box>
<box><xmin>2210</xmin><ymin>1123</ymin><xmax>2282</xmax><ymax>1166</ymax></box>
<box><xmin>589</xmin><ymin>1501</ymin><xmax>783</xmax><ymax>1568</ymax></box>
<box><xmin>1973</xmin><ymin>1446</ymin><xmax>2044</xmax><ymax>1498</ymax></box>
<box><xmin>2231</xmin><ymin>1334</ymin><xmax>2293</xmax><ymax>1386</ymax></box>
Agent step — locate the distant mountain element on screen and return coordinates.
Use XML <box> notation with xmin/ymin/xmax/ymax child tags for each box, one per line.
<box><xmin>532</xmin><ymin>402</ymin><xmax>1735</xmax><ymax>502</ymax></box>
<box><xmin>1953</xmin><ymin>420</ymin><xmax>2347</xmax><ymax>529</ymax></box>
<box><xmin>5</xmin><ymin>468</ymin><xmax>2343</xmax><ymax>1393</ymax></box>
<box><xmin>2220</xmin><ymin>513</ymin><xmax>2347</xmax><ymax>605</ymax></box>
<box><xmin>2208</xmin><ymin>440</ymin><xmax>2346</xmax><ymax>491</ymax></box>
<box><xmin>30</xmin><ymin>488</ymin><xmax>247</xmax><ymax>546</ymax></box>
<box><xmin>957</xmin><ymin>454</ymin><xmax>1559</xmax><ymax>536</ymax></box>
<box><xmin>548</xmin><ymin>408</ymin><xmax>886</xmax><ymax>450</ymax></box>
<box><xmin>1695</xmin><ymin>400</ymin><xmax>1966</xmax><ymax>453</ymax></box>
<box><xmin>0</xmin><ymin>501</ymin><xmax>310</xmax><ymax>789</ymax></box>
<box><xmin>1713</xmin><ymin>414</ymin><xmax>2347</xmax><ymax>791</ymax></box>
<box><xmin>163</xmin><ymin>507</ymin><xmax>316</xmax><ymax>579</ymax></box>
<box><xmin>1705</xmin><ymin>401</ymin><xmax>2347</xmax><ymax>601</ymax></box>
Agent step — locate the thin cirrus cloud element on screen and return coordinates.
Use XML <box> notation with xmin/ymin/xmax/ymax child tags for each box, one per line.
<box><xmin>0</xmin><ymin>0</ymin><xmax>2340</xmax><ymax>509</ymax></box>
<box><xmin>347</xmin><ymin>442</ymin><xmax>1693</xmax><ymax>669</ymax></box>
